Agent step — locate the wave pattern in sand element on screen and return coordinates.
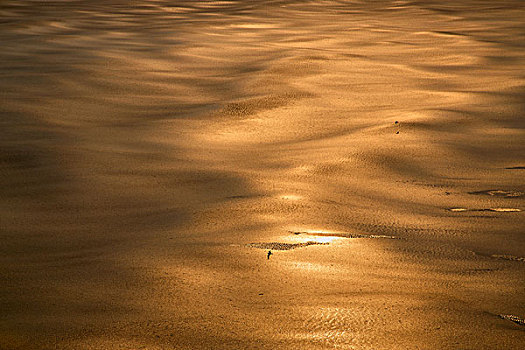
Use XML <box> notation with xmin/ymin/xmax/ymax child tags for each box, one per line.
<box><xmin>1</xmin><ymin>1</ymin><xmax>524</xmax><ymax>349</ymax></box>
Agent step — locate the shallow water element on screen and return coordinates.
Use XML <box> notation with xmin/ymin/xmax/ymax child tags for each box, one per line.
<box><xmin>1</xmin><ymin>1</ymin><xmax>524</xmax><ymax>349</ymax></box>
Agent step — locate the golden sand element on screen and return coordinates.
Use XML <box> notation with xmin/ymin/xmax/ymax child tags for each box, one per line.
<box><xmin>1</xmin><ymin>1</ymin><xmax>524</xmax><ymax>349</ymax></box>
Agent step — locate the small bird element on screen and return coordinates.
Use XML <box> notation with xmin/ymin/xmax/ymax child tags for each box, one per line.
<box><xmin>267</xmin><ymin>250</ymin><xmax>273</xmax><ymax>260</ymax></box>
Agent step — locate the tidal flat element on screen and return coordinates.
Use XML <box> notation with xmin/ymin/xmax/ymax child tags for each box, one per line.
<box><xmin>1</xmin><ymin>1</ymin><xmax>524</xmax><ymax>349</ymax></box>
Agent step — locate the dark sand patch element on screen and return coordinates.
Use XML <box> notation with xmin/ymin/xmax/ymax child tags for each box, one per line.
<box><xmin>225</xmin><ymin>194</ymin><xmax>263</xmax><ymax>200</ymax></box>
<box><xmin>433</xmin><ymin>30</ymin><xmax>469</xmax><ymax>37</ymax></box>
<box><xmin>247</xmin><ymin>242</ymin><xmax>328</xmax><ymax>250</ymax></box>
<box><xmin>461</xmin><ymin>268</ymin><xmax>498</xmax><ymax>275</ymax></box>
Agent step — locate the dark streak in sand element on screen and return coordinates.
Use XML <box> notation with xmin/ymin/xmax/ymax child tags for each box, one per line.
<box><xmin>247</xmin><ymin>241</ymin><xmax>328</xmax><ymax>250</ymax></box>
<box><xmin>499</xmin><ymin>314</ymin><xmax>525</xmax><ymax>326</ymax></box>
<box><xmin>290</xmin><ymin>231</ymin><xmax>400</xmax><ymax>240</ymax></box>
<box><xmin>468</xmin><ymin>190</ymin><xmax>523</xmax><ymax>198</ymax></box>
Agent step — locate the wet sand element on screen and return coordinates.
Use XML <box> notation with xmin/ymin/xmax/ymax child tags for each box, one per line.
<box><xmin>1</xmin><ymin>1</ymin><xmax>524</xmax><ymax>349</ymax></box>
